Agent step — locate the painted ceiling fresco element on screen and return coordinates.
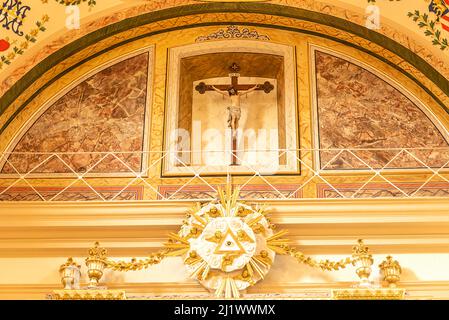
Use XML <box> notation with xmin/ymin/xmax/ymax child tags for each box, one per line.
<box><xmin>0</xmin><ymin>0</ymin><xmax>448</xmax><ymax>88</ymax></box>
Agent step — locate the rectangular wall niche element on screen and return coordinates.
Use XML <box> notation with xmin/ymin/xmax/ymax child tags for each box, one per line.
<box><xmin>164</xmin><ymin>40</ymin><xmax>298</xmax><ymax>176</ymax></box>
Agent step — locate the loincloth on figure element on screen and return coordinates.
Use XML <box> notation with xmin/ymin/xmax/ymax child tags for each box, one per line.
<box><xmin>227</xmin><ymin>106</ymin><xmax>241</xmax><ymax>128</ymax></box>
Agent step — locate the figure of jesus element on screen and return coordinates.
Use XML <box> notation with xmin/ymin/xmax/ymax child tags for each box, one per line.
<box><xmin>211</xmin><ymin>85</ymin><xmax>260</xmax><ymax>138</ymax></box>
<box><xmin>194</xmin><ymin>63</ymin><xmax>274</xmax><ymax>166</ymax></box>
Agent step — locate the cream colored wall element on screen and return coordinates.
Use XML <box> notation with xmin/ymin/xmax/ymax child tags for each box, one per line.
<box><xmin>1</xmin><ymin>23</ymin><xmax>449</xmax><ymax>299</ymax></box>
<box><xmin>1</xmin><ymin>199</ymin><xmax>449</xmax><ymax>299</ymax></box>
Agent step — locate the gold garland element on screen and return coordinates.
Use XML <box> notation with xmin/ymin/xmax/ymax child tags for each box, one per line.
<box><xmin>87</xmin><ymin>188</ymin><xmax>355</xmax><ymax>284</ymax></box>
<box><xmin>279</xmin><ymin>245</ymin><xmax>353</xmax><ymax>271</ymax></box>
<box><xmin>106</xmin><ymin>249</ymin><xmax>171</xmax><ymax>272</ymax></box>
<box><xmin>103</xmin><ymin>241</ymin><xmax>353</xmax><ymax>272</ymax></box>
<box><xmin>69</xmin><ymin>190</ymin><xmax>403</xmax><ymax>299</ymax></box>
<box><xmin>73</xmin><ymin>201</ymin><xmax>396</xmax><ymax>301</ymax></box>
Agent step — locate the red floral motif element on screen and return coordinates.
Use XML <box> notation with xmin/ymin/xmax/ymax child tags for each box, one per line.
<box><xmin>0</xmin><ymin>39</ymin><xmax>10</xmax><ymax>52</ymax></box>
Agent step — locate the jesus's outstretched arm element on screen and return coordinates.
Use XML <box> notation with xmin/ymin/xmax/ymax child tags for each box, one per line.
<box><xmin>211</xmin><ymin>86</ymin><xmax>228</xmax><ymax>96</ymax></box>
<box><xmin>239</xmin><ymin>84</ymin><xmax>259</xmax><ymax>96</ymax></box>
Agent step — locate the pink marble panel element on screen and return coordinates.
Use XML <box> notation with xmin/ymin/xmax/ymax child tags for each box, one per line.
<box><xmin>158</xmin><ymin>184</ymin><xmax>302</xmax><ymax>200</ymax></box>
<box><xmin>317</xmin><ymin>182</ymin><xmax>449</xmax><ymax>198</ymax></box>
<box><xmin>315</xmin><ymin>51</ymin><xmax>449</xmax><ymax>170</ymax></box>
<box><xmin>1</xmin><ymin>53</ymin><xmax>149</xmax><ymax>174</ymax></box>
<box><xmin>0</xmin><ymin>186</ymin><xmax>143</xmax><ymax>201</ymax></box>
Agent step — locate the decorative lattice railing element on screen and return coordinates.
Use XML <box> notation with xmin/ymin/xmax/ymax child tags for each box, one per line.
<box><xmin>1</xmin><ymin>148</ymin><xmax>449</xmax><ymax>201</ymax></box>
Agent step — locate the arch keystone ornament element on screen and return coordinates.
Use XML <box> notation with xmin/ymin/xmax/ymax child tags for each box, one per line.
<box><xmin>52</xmin><ymin>186</ymin><xmax>407</xmax><ymax>300</ymax></box>
<box><xmin>195</xmin><ymin>25</ymin><xmax>271</xmax><ymax>42</ymax></box>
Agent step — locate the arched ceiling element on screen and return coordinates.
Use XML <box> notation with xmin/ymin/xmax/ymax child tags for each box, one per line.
<box><xmin>1</xmin><ymin>1</ymin><xmax>449</xmax><ymax>202</ymax></box>
<box><xmin>0</xmin><ymin>0</ymin><xmax>448</xmax><ymax>119</ymax></box>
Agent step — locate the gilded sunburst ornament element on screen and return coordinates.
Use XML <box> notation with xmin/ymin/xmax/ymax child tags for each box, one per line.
<box><xmin>165</xmin><ymin>186</ymin><xmax>281</xmax><ymax>298</ymax></box>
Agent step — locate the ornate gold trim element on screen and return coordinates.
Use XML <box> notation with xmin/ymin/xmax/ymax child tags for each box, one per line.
<box><xmin>195</xmin><ymin>25</ymin><xmax>270</xmax><ymax>42</ymax></box>
<box><xmin>51</xmin><ymin>289</ymin><xmax>126</xmax><ymax>300</ymax></box>
<box><xmin>332</xmin><ymin>288</ymin><xmax>405</xmax><ymax>300</ymax></box>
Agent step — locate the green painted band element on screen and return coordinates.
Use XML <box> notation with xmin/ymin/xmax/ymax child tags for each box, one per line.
<box><xmin>0</xmin><ymin>2</ymin><xmax>448</xmax><ymax>135</ymax></box>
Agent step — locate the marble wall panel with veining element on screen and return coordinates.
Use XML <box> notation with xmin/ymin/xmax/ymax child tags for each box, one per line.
<box><xmin>315</xmin><ymin>51</ymin><xmax>449</xmax><ymax>170</ymax></box>
<box><xmin>0</xmin><ymin>186</ymin><xmax>143</xmax><ymax>201</ymax></box>
<box><xmin>1</xmin><ymin>53</ymin><xmax>149</xmax><ymax>174</ymax></box>
<box><xmin>158</xmin><ymin>184</ymin><xmax>302</xmax><ymax>200</ymax></box>
<box><xmin>317</xmin><ymin>183</ymin><xmax>449</xmax><ymax>198</ymax></box>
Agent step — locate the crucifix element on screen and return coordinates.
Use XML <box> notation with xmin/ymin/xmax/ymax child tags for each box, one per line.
<box><xmin>195</xmin><ymin>63</ymin><xmax>274</xmax><ymax>166</ymax></box>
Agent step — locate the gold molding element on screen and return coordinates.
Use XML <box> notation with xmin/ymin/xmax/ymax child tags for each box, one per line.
<box><xmin>1</xmin><ymin>198</ymin><xmax>449</xmax><ymax>257</ymax></box>
<box><xmin>2</xmin><ymin>0</ymin><xmax>449</xmax><ymax>99</ymax></box>
<box><xmin>332</xmin><ymin>288</ymin><xmax>405</xmax><ymax>300</ymax></box>
<box><xmin>51</xmin><ymin>289</ymin><xmax>126</xmax><ymax>300</ymax></box>
<box><xmin>2</xmin><ymin>281</ymin><xmax>449</xmax><ymax>300</ymax></box>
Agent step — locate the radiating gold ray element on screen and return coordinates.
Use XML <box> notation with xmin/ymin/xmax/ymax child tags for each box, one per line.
<box><xmin>200</xmin><ymin>265</ymin><xmax>210</xmax><ymax>281</ymax></box>
<box><xmin>164</xmin><ymin>233</ymin><xmax>190</xmax><ymax>256</ymax></box>
<box><xmin>253</xmin><ymin>256</ymin><xmax>270</xmax><ymax>268</ymax></box>
<box><xmin>164</xmin><ymin>243</ymin><xmax>190</xmax><ymax>249</ymax></box>
<box><xmin>225</xmin><ymin>277</ymin><xmax>232</xmax><ymax>299</ymax></box>
<box><xmin>217</xmin><ymin>185</ymin><xmax>241</xmax><ymax>217</ymax></box>
<box><xmin>191</xmin><ymin>212</ymin><xmax>207</xmax><ymax>227</ymax></box>
<box><xmin>247</xmin><ymin>214</ymin><xmax>263</xmax><ymax>227</ymax></box>
<box><xmin>164</xmin><ymin>248</ymin><xmax>190</xmax><ymax>256</ymax></box>
<box><xmin>230</xmin><ymin>187</ymin><xmax>240</xmax><ymax>213</ymax></box>
<box><xmin>187</xmin><ymin>202</ymin><xmax>202</xmax><ymax>216</ymax></box>
<box><xmin>249</xmin><ymin>258</ymin><xmax>265</xmax><ymax>279</ymax></box>
<box><xmin>267</xmin><ymin>244</ymin><xmax>288</xmax><ymax>254</ymax></box>
<box><xmin>164</xmin><ymin>242</ymin><xmax>190</xmax><ymax>248</ymax></box>
<box><xmin>229</xmin><ymin>277</ymin><xmax>240</xmax><ymax>299</ymax></box>
<box><xmin>190</xmin><ymin>261</ymin><xmax>208</xmax><ymax>279</ymax></box>
<box><xmin>215</xmin><ymin>278</ymin><xmax>226</xmax><ymax>298</ymax></box>
<box><xmin>266</xmin><ymin>230</ymin><xmax>289</xmax><ymax>242</ymax></box>
<box><xmin>246</xmin><ymin>263</ymin><xmax>254</xmax><ymax>278</ymax></box>
<box><xmin>168</xmin><ymin>232</ymin><xmax>190</xmax><ymax>245</ymax></box>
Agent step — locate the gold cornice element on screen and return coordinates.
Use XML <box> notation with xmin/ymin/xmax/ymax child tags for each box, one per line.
<box><xmin>332</xmin><ymin>288</ymin><xmax>406</xmax><ymax>300</ymax></box>
<box><xmin>1</xmin><ymin>198</ymin><xmax>449</xmax><ymax>223</ymax></box>
<box><xmin>51</xmin><ymin>289</ymin><xmax>127</xmax><ymax>300</ymax></box>
<box><xmin>1</xmin><ymin>198</ymin><xmax>448</xmax><ymax>257</ymax></box>
<box><xmin>1</xmin><ymin>281</ymin><xmax>449</xmax><ymax>300</ymax></box>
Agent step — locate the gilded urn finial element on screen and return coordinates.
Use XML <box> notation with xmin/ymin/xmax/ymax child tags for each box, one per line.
<box><xmin>379</xmin><ymin>256</ymin><xmax>402</xmax><ymax>288</ymax></box>
<box><xmin>85</xmin><ymin>242</ymin><xmax>108</xmax><ymax>288</ymax></box>
<box><xmin>59</xmin><ymin>257</ymin><xmax>81</xmax><ymax>290</ymax></box>
<box><xmin>352</xmin><ymin>239</ymin><xmax>374</xmax><ymax>287</ymax></box>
